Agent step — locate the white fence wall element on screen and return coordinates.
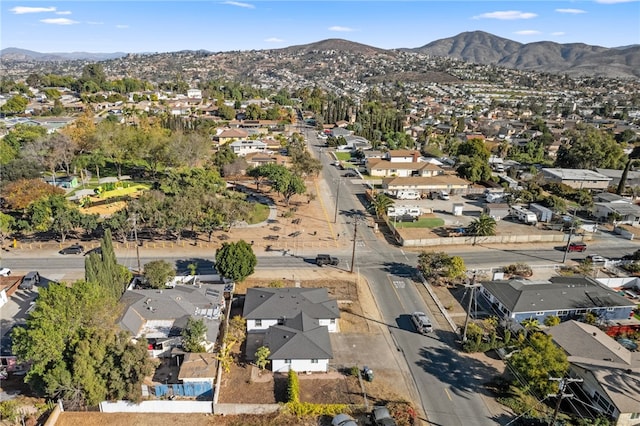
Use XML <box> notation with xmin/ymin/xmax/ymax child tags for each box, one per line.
<box><xmin>99</xmin><ymin>400</ymin><xmax>212</xmax><ymax>413</ymax></box>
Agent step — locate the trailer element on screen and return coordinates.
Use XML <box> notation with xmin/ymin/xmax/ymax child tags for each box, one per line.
<box><xmin>387</xmin><ymin>205</ymin><xmax>421</xmax><ymax>218</ymax></box>
<box><xmin>529</xmin><ymin>203</ymin><xmax>554</xmax><ymax>223</ymax></box>
<box><xmin>510</xmin><ymin>205</ymin><xmax>538</xmax><ymax>225</ymax></box>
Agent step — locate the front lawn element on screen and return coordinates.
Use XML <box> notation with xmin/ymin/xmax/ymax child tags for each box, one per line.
<box><xmin>246</xmin><ymin>203</ymin><xmax>270</xmax><ymax>224</ymax></box>
<box><xmin>394</xmin><ymin>217</ymin><xmax>445</xmax><ymax>228</ymax></box>
<box><xmin>334</xmin><ymin>152</ymin><xmax>352</xmax><ymax>161</ymax></box>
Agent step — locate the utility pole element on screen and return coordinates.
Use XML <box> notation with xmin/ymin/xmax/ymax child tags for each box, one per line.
<box><xmin>462</xmin><ymin>272</ymin><xmax>478</xmax><ymax>343</ymax></box>
<box><xmin>131</xmin><ymin>213</ymin><xmax>141</xmax><ymax>274</ymax></box>
<box><xmin>350</xmin><ymin>216</ymin><xmax>359</xmax><ymax>274</ymax></box>
<box><xmin>333</xmin><ymin>178</ymin><xmax>342</xmax><ymax>224</ymax></box>
<box><xmin>547</xmin><ymin>377</ymin><xmax>582</xmax><ymax>426</ymax></box>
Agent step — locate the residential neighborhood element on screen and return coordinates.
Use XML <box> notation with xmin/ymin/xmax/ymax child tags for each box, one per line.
<box><xmin>1</xmin><ymin>31</ymin><xmax>640</xmax><ymax>426</ymax></box>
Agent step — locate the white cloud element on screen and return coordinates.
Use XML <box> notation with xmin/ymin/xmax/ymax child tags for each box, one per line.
<box><xmin>222</xmin><ymin>1</ymin><xmax>255</xmax><ymax>9</ymax></box>
<box><xmin>328</xmin><ymin>26</ymin><xmax>355</xmax><ymax>32</ymax></box>
<box><xmin>40</xmin><ymin>18</ymin><xmax>79</xmax><ymax>25</ymax></box>
<box><xmin>555</xmin><ymin>8</ymin><xmax>586</xmax><ymax>14</ymax></box>
<box><xmin>515</xmin><ymin>30</ymin><xmax>541</xmax><ymax>35</ymax></box>
<box><xmin>87</xmin><ymin>21</ymin><xmax>104</xmax><ymax>25</ymax></box>
<box><xmin>473</xmin><ymin>10</ymin><xmax>537</xmax><ymax>20</ymax></box>
<box><xmin>551</xmin><ymin>31</ymin><xmax>566</xmax><ymax>36</ymax></box>
<box><xmin>55</xmin><ymin>11</ymin><xmax>72</xmax><ymax>15</ymax></box>
<box><xmin>264</xmin><ymin>37</ymin><xmax>284</xmax><ymax>43</ymax></box>
<box><xmin>116</xmin><ymin>24</ymin><xmax>129</xmax><ymax>29</ymax></box>
<box><xmin>10</xmin><ymin>6</ymin><xmax>56</xmax><ymax>14</ymax></box>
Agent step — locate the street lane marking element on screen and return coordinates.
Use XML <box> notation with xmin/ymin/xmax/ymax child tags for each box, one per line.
<box><xmin>444</xmin><ymin>388</ymin><xmax>452</xmax><ymax>401</ymax></box>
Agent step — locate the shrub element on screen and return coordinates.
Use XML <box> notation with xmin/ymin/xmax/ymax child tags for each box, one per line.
<box><xmin>285</xmin><ymin>402</ymin><xmax>350</xmax><ymax>417</ymax></box>
<box><xmin>287</xmin><ymin>370</ymin><xmax>299</xmax><ymax>403</ymax></box>
<box><xmin>349</xmin><ymin>366</ymin><xmax>360</xmax><ymax>377</ymax></box>
<box><xmin>544</xmin><ymin>315</ymin><xmax>561</xmax><ymax>327</ymax></box>
<box><xmin>503</xmin><ymin>263</ymin><xmax>532</xmax><ymax>277</ymax></box>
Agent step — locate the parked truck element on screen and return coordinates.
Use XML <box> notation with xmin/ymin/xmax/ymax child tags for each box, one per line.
<box><xmin>510</xmin><ymin>205</ymin><xmax>538</xmax><ymax>225</ymax></box>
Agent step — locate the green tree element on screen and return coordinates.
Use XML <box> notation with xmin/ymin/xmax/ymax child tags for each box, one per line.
<box><xmin>555</xmin><ymin>125</ymin><xmax>626</xmax><ymax>170</ymax></box>
<box><xmin>84</xmin><ymin>229</ymin><xmax>132</xmax><ymax>299</ymax></box>
<box><xmin>447</xmin><ymin>256</ymin><xmax>467</xmax><ymax>280</ymax></box>
<box><xmin>254</xmin><ymin>346</ymin><xmax>270</xmax><ymax>371</ymax></box>
<box><xmin>468</xmin><ymin>213</ymin><xmax>497</xmax><ymax>237</ymax></box>
<box><xmin>0</xmin><ymin>95</ymin><xmax>28</xmax><ymax>115</ymax></box>
<box><xmin>544</xmin><ymin>315</ymin><xmax>561</xmax><ymax>327</ymax></box>
<box><xmin>143</xmin><ymin>260</ymin><xmax>176</xmax><ymax>289</ymax></box>
<box><xmin>215</xmin><ymin>240</ymin><xmax>257</xmax><ymax>281</ymax></box>
<box><xmin>182</xmin><ymin>318</ymin><xmax>207</xmax><ymax>352</ymax></box>
<box><xmin>287</xmin><ymin>369</ymin><xmax>300</xmax><ymax>403</ymax></box>
<box><xmin>368</xmin><ymin>193</ymin><xmax>394</xmax><ymax>219</ymax></box>
<box><xmin>508</xmin><ymin>332</ymin><xmax>569</xmax><ymax>396</ymax></box>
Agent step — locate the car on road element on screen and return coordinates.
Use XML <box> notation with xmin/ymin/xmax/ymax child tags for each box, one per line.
<box><xmin>0</xmin><ymin>267</ymin><xmax>11</xmax><ymax>277</ymax></box>
<box><xmin>59</xmin><ymin>244</ymin><xmax>84</xmax><ymax>255</ymax></box>
<box><xmin>586</xmin><ymin>254</ymin><xmax>607</xmax><ymax>265</ymax></box>
<box><xmin>19</xmin><ymin>271</ymin><xmax>40</xmax><ymax>290</ymax></box>
<box><xmin>566</xmin><ymin>242</ymin><xmax>587</xmax><ymax>252</ymax></box>
<box><xmin>344</xmin><ymin>170</ymin><xmax>358</xmax><ymax>178</ymax></box>
<box><xmin>316</xmin><ymin>254</ymin><xmax>339</xmax><ymax>267</ymax></box>
<box><xmin>411</xmin><ymin>311</ymin><xmax>433</xmax><ymax>334</ymax></box>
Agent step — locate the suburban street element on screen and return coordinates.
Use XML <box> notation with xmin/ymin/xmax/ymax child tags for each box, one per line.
<box><xmin>2</xmin><ymin>130</ymin><xmax>639</xmax><ymax>425</ymax></box>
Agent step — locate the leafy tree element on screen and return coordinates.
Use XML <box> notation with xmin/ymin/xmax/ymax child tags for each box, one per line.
<box><xmin>215</xmin><ymin>240</ymin><xmax>257</xmax><ymax>281</ymax></box>
<box><xmin>143</xmin><ymin>260</ymin><xmax>176</xmax><ymax>289</ymax></box>
<box><xmin>417</xmin><ymin>251</ymin><xmax>465</xmax><ymax>281</ymax></box>
<box><xmin>0</xmin><ymin>95</ymin><xmax>28</xmax><ymax>115</ymax></box>
<box><xmin>85</xmin><ymin>229</ymin><xmax>132</xmax><ymax>299</ymax></box>
<box><xmin>555</xmin><ymin>125</ymin><xmax>626</xmax><ymax>170</ymax></box>
<box><xmin>228</xmin><ymin>315</ymin><xmax>247</xmax><ymax>341</ymax></box>
<box><xmin>448</xmin><ymin>256</ymin><xmax>467</xmax><ymax>280</ymax></box>
<box><xmin>368</xmin><ymin>193</ymin><xmax>394</xmax><ymax>219</ymax></box>
<box><xmin>182</xmin><ymin>318</ymin><xmax>207</xmax><ymax>352</ymax></box>
<box><xmin>468</xmin><ymin>213</ymin><xmax>496</xmax><ymax>236</ymax></box>
<box><xmin>0</xmin><ymin>213</ymin><xmax>15</xmax><ymax>245</ymax></box>
<box><xmin>544</xmin><ymin>315</ymin><xmax>561</xmax><ymax>327</ymax></box>
<box><xmin>12</xmin><ymin>280</ymin><xmax>155</xmax><ymax>407</ymax></box>
<box><xmin>508</xmin><ymin>332</ymin><xmax>569</xmax><ymax>397</ymax></box>
<box><xmin>3</xmin><ymin>179</ymin><xmax>65</xmax><ymax>210</ymax></box>
<box><xmin>254</xmin><ymin>346</ymin><xmax>270</xmax><ymax>371</ymax></box>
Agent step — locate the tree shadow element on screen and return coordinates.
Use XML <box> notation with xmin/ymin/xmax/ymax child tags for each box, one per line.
<box><xmin>174</xmin><ymin>258</ymin><xmax>216</xmax><ymax>275</ymax></box>
<box><xmin>380</xmin><ymin>261</ymin><xmax>415</xmax><ymax>277</ymax></box>
<box><xmin>273</xmin><ymin>373</ymin><xmax>289</xmax><ymax>403</ymax></box>
<box><xmin>415</xmin><ymin>344</ymin><xmax>502</xmax><ymax>400</ymax></box>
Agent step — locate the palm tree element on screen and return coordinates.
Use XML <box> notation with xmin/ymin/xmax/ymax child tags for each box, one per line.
<box><xmin>368</xmin><ymin>193</ymin><xmax>394</xmax><ymax>219</ymax></box>
<box><xmin>468</xmin><ymin>213</ymin><xmax>497</xmax><ymax>236</ymax></box>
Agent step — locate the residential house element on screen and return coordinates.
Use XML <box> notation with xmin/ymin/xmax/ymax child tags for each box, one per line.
<box><xmin>119</xmin><ymin>284</ymin><xmax>226</xmax><ymax>357</ymax></box>
<box><xmin>44</xmin><ymin>175</ymin><xmax>78</xmax><ymax>189</ymax></box>
<box><xmin>545</xmin><ymin>321</ymin><xmax>640</xmax><ymax>425</ymax></box>
<box><xmin>541</xmin><ymin>168</ymin><xmax>611</xmax><ymax>191</ymax></box>
<box><xmin>229</xmin><ymin>139</ymin><xmax>268</xmax><ymax>156</ymax></box>
<box><xmin>216</xmin><ymin>128</ymin><xmax>249</xmax><ymax>146</ymax></box>
<box><xmin>242</xmin><ymin>287</ymin><xmax>340</xmax><ymax>373</ymax></box>
<box><xmin>382</xmin><ymin>174</ymin><xmax>471</xmax><ymax>196</ymax></box>
<box><xmin>186</xmin><ymin>89</ymin><xmax>202</xmax><ymax>99</ymax></box>
<box><xmin>591</xmin><ymin>194</ymin><xmax>640</xmax><ymax>225</ymax></box>
<box><xmin>330</xmin><ymin>127</ymin><xmax>351</xmax><ymax>138</ymax></box>
<box><xmin>367</xmin><ymin>150</ymin><xmax>445</xmax><ymax>178</ymax></box>
<box><xmin>596</xmin><ymin>168</ymin><xmax>640</xmax><ymax>189</ymax></box>
<box><xmin>177</xmin><ymin>353</ymin><xmax>217</xmax><ymax>384</ymax></box>
<box><xmin>480</xmin><ymin>276</ymin><xmax>636</xmax><ymax>325</ymax></box>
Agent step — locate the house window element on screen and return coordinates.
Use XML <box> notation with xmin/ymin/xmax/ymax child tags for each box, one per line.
<box><xmin>330</xmin><ymin>319</ymin><xmax>336</xmax><ymax>325</ymax></box>
<box><xmin>278</xmin><ymin>318</ymin><xmax>284</xmax><ymax>325</ymax></box>
<box><xmin>630</xmin><ymin>413</ymin><xmax>640</xmax><ymax>420</ymax></box>
<box><xmin>536</xmin><ymin>311</ymin><xmax>544</xmax><ymax>316</ymax></box>
<box><xmin>576</xmin><ymin>309</ymin><xmax>587</xmax><ymax>314</ymax></box>
<box><xmin>284</xmin><ymin>359</ymin><xmax>291</xmax><ymax>364</ymax></box>
<box><xmin>557</xmin><ymin>310</ymin><xmax>568</xmax><ymax>316</ymax></box>
<box><xmin>606</xmin><ymin>307</ymin><xmax>615</xmax><ymax>312</ymax></box>
<box><xmin>255</xmin><ymin>319</ymin><xmax>262</xmax><ymax>327</ymax></box>
<box><xmin>311</xmin><ymin>359</ymin><xmax>318</xmax><ymax>364</ymax></box>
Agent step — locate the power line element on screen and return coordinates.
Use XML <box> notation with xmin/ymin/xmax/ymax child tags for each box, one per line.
<box><xmin>547</xmin><ymin>376</ymin><xmax>583</xmax><ymax>426</ymax></box>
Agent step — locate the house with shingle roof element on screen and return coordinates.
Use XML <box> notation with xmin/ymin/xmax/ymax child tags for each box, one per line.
<box><xmin>382</xmin><ymin>175</ymin><xmax>471</xmax><ymax>196</ymax></box>
<box><xmin>216</xmin><ymin>128</ymin><xmax>249</xmax><ymax>146</ymax></box>
<box><xmin>545</xmin><ymin>321</ymin><xmax>640</xmax><ymax>424</ymax></box>
<box><xmin>119</xmin><ymin>284</ymin><xmax>226</xmax><ymax>357</ymax></box>
<box><xmin>242</xmin><ymin>287</ymin><xmax>340</xmax><ymax>372</ymax></box>
<box><xmin>480</xmin><ymin>276</ymin><xmax>635</xmax><ymax>324</ymax></box>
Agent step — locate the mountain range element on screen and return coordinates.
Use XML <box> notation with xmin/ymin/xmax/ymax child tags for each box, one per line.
<box><xmin>2</xmin><ymin>31</ymin><xmax>639</xmax><ymax>79</ymax></box>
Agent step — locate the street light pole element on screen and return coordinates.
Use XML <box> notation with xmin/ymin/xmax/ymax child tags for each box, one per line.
<box><xmin>462</xmin><ymin>272</ymin><xmax>478</xmax><ymax>343</ymax></box>
<box><xmin>350</xmin><ymin>215</ymin><xmax>361</xmax><ymax>274</ymax></box>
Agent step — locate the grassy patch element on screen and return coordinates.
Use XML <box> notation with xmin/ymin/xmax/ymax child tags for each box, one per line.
<box><xmin>97</xmin><ymin>183</ymin><xmax>151</xmax><ymax>199</ymax></box>
<box><xmin>335</xmin><ymin>152</ymin><xmax>351</xmax><ymax>161</ymax></box>
<box><xmin>247</xmin><ymin>203</ymin><xmax>270</xmax><ymax>224</ymax></box>
<box><xmin>394</xmin><ymin>217</ymin><xmax>444</xmax><ymax>228</ymax></box>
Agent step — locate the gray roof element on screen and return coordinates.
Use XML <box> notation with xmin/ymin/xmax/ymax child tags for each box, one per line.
<box><xmin>545</xmin><ymin>321</ymin><xmax>640</xmax><ymax>413</ymax></box>
<box><xmin>263</xmin><ymin>312</ymin><xmax>333</xmax><ymax>360</ymax></box>
<box><xmin>481</xmin><ymin>276</ymin><xmax>636</xmax><ymax>314</ymax></box>
<box><xmin>595</xmin><ymin>202</ymin><xmax>640</xmax><ymax>216</ymax></box>
<box><xmin>593</xmin><ymin>192</ymin><xmax>628</xmax><ymax>203</ymax></box>
<box><xmin>119</xmin><ymin>284</ymin><xmax>226</xmax><ymax>342</ymax></box>
<box><xmin>242</xmin><ymin>287</ymin><xmax>340</xmax><ymax>321</ymax></box>
<box><xmin>542</xmin><ymin>168</ymin><xmax>611</xmax><ymax>182</ymax></box>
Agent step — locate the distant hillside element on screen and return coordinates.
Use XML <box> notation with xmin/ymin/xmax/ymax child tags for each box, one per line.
<box><xmin>278</xmin><ymin>38</ymin><xmax>395</xmax><ymax>58</ymax></box>
<box><xmin>410</xmin><ymin>31</ymin><xmax>640</xmax><ymax>78</ymax></box>
<box><xmin>0</xmin><ymin>47</ymin><xmax>126</xmax><ymax>61</ymax></box>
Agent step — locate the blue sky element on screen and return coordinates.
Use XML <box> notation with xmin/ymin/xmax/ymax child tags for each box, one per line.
<box><xmin>2</xmin><ymin>1</ymin><xmax>639</xmax><ymax>53</ymax></box>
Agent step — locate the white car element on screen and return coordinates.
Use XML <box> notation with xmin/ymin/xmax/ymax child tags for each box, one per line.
<box><xmin>0</xmin><ymin>267</ymin><xmax>11</xmax><ymax>277</ymax></box>
<box><xmin>586</xmin><ymin>254</ymin><xmax>607</xmax><ymax>265</ymax></box>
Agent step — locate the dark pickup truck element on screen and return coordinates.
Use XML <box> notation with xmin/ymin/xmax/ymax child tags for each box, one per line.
<box><xmin>316</xmin><ymin>254</ymin><xmax>339</xmax><ymax>266</ymax></box>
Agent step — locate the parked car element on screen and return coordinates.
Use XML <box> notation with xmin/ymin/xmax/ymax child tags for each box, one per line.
<box><xmin>586</xmin><ymin>254</ymin><xmax>607</xmax><ymax>265</ymax></box>
<box><xmin>331</xmin><ymin>413</ymin><xmax>357</xmax><ymax>426</ymax></box>
<box><xmin>371</xmin><ymin>406</ymin><xmax>397</xmax><ymax>426</ymax></box>
<box><xmin>344</xmin><ymin>170</ymin><xmax>358</xmax><ymax>178</ymax></box>
<box><xmin>19</xmin><ymin>271</ymin><xmax>40</xmax><ymax>290</ymax></box>
<box><xmin>316</xmin><ymin>254</ymin><xmax>339</xmax><ymax>266</ymax></box>
<box><xmin>0</xmin><ymin>267</ymin><xmax>11</xmax><ymax>277</ymax></box>
<box><xmin>566</xmin><ymin>242</ymin><xmax>587</xmax><ymax>252</ymax></box>
<box><xmin>59</xmin><ymin>244</ymin><xmax>84</xmax><ymax>255</ymax></box>
<box><xmin>411</xmin><ymin>311</ymin><xmax>433</xmax><ymax>334</ymax></box>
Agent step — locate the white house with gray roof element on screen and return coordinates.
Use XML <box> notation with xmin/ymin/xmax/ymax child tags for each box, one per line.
<box><xmin>480</xmin><ymin>276</ymin><xmax>636</xmax><ymax>325</ymax></box>
<box><xmin>119</xmin><ymin>284</ymin><xmax>226</xmax><ymax>357</ymax></box>
<box><xmin>546</xmin><ymin>321</ymin><xmax>640</xmax><ymax>424</ymax></box>
<box><xmin>541</xmin><ymin>168</ymin><xmax>611</xmax><ymax>190</ymax></box>
<box><xmin>243</xmin><ymin>287</ymin><xmax>340</xmax><ymax>373</ymax></box>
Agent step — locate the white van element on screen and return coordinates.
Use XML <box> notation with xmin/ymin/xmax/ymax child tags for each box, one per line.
<box><xmin>439</xmin><ymin>191</ymin><xmax>450</xmax><ymax>200</ymax></box>
<box><xmin>396</xmin><ymin>190</ymin><xmax>420</xmax><ymax>200</ymax></box>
